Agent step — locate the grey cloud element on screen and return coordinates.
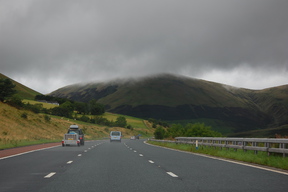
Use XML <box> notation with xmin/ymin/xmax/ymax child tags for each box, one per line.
<box><xmin>1</xmin><ymin>0</ymin><xmax>288</xmax><ymax>93</ymax></box>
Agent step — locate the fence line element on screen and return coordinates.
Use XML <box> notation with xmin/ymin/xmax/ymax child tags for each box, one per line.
<box><xmin>149</xmin><ymin>137</ymin><xmax>288</xmax><ymax>157</ymax></box>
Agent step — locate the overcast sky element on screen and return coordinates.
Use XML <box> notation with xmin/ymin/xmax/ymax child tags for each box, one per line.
<box><xmin>1</xmin><ymin>0</ymin><xmax>288</xmax><ymax>94</ymax></box>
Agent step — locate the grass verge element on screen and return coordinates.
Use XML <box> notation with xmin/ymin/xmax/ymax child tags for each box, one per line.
<box><xmin>147</xmin><ymin>140</ymin><xmax>288</xmax><ymax>170</ymax></box>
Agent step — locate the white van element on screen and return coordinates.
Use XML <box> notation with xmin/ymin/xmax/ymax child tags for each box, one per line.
<box><xmin>110</xmin><ymin>131</ymin><xmax>122</xmax><ymax>142</ymax></box>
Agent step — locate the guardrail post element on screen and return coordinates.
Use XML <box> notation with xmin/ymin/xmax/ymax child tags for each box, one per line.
<box><xmin>253</xmin><ymin>142</ymin><xmax>258</xmax><ymax>154</ymax></box>
<box><xmin>280</xmin><ymin>143</ymin><xmax>286</xmax><ymax>157</ymax></box>
<box><xmin>266</xmin><ymin>142</ymin><xmax>270</xmax><ymax>156</ymax></box>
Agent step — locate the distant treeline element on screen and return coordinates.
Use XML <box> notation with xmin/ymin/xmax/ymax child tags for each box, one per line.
<box><xmin>35</xmin><ymin>95</ymin><xmax>70</xmax><ymax>105</ymax></box>
<box><xmin>34</xmin><ymin>94</ymin><xmax>105</xmax><ymax>117</ymax></box>
<box><xmin>75</xmin><ymin>115</ymin><xmax>133</xmax><ymax>130</ymax></box>
<box><xmin>13</xmin><ymin>93</ymin><xmax>131</xmax><ymax>129</ymax></box>
<box><xmin>148</xmin><ymin>118</ymin><xmax>169</xmax><ymax>128</ymax></box>
<box><xmin>154</xmin><ymin>123</ymin><xmax>222</xmax><ymax>139</ymax></box>
<box><xmin>2</xmin><ymin>87</ymin><xmax>105</xmax><ymax>118</ymax></box>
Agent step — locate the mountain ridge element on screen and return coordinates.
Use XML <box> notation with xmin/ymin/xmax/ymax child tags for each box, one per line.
<box><xmin>0</xmin><ymin>73</ymin><xmax>41</xmax><ymax>100</ymax></box>
<box><xmin>49</xmin><ymin>73</ymin><xmax>288</xmax><ymax>134</ymax></box>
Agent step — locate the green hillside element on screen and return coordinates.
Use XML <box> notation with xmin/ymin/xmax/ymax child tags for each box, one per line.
<box><xmin>49</xmin><ymin>73</ymin><xmax>288</xmax><ymax>135</ymax></box>
<box><xmin>0</xmin><ymin>101</ymin><xmax>153</xmax><ymax>149</ymax></box>
<box><xmin>51</xmin><ymin>74</ymin><xmax>252</xmax><ymax>108</ymax></box>
<box><xmin>0</xmin><ymin>73</ymin><xmax>41</xmax><ymax>100</ymax></box>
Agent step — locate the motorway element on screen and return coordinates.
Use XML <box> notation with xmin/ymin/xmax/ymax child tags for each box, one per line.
<box><xmin>0</xmin><ymin>139</ymin><xmax>288</xmax><ymax>192</ymax></box>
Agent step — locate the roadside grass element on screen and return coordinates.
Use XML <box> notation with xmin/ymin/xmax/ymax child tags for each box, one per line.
<box><xmin>147</xmin><ymin>141</ymin><xmax>288</xmax><ymax>170</ymax></box>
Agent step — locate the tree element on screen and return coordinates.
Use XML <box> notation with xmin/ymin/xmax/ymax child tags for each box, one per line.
<box><xmin>114</xmin><ymin>116</ymin><xmax>127</xmax><ymax>127</ymax></box>
<box><xmin>166</xmin><ymin>124</ymin><xmax>184</xmax><ymax>138</ymax></box>
<box><xmin>50</xmin><ymin>107</ymin><xmax>72</xmax><ymax>118</ymax></box>
<box><xmin>89</xmin><ymin>99</ymin><xmax>105</xmax><ymax>115</ymax></box>
<box><xmin>0</xmin><ymin>78</ymin><xmax>16</xmax><ymax>102</ymax></box>
<box><xmin>74</xmin><ymin>102</ymin><xmax>88</xmax><ymax>114</ymax></box>
<box><xmin>165</xmin><ymin>123</ymin><xmax>222</xmax><ymax>138</ymax></box>
<box><xmin>60</xmin><ymin>101</ymin><xmax>74</xmax><ymax>111</ymax></box>
<box><xmin>154</xmin><ymin>126</ymin><xmax>166</xmax><ymax>139</ymax></box>
<box><xmin>94</xmin><ymin>116</ymin><xmax>112</xmax><ymax>126</ymax></box>
<box><xmin>184</xmin><ymin>123</ymin><xmax>222</xmax><ymax>137</ymax></box>
<box><xmin>6</xmin><ymin>95</ymin><xmax>23</xmax><ymax>108</ymax></box>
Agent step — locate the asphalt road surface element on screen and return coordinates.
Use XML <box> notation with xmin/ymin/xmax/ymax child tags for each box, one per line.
<box><xmin>1</xmin><ymin>139</ymin><xmax>288</xmax><ymax>192</ymax></box>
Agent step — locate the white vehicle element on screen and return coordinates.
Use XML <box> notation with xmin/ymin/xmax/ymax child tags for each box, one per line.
<box><xmin>110</xmin><ymin>131</ymin><xmax>122</xmax><ymax>142</ymax></box>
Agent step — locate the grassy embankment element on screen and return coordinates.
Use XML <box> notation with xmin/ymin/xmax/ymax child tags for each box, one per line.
<box><xmin>0</xmin><ymin>101</ymin><xmax>153</xmax><ymax>150</ymax></box>
<box><xmin>148</xmin><ymin>141</ymin><xmax>288</xmax><ymax>170</ymax></box>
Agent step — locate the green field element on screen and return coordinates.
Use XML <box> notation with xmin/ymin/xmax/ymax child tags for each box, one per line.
<box><xmin>23</xmin><ymin>99</ymin><xmax>58</xmax><ymax>109</ymax></box>
<box><xmin>103</xmin><ymin>113</ymin><xmax>147</xmax><ymax>129</ymax></box>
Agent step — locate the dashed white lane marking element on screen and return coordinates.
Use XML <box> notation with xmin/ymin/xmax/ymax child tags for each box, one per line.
<box><xmin>67</xmin><ymin>161</ymin><xmax>73</xmax><ymax>164</ymax></box>
<box><xmin>134</xmin><ymin>150</ymin><xmax>137</xmax><ymax>152</ymax></box>
<box><xmin>148</xmin><ymin>160</ymin><xmax>154</xmax><ymax>164</ymax></box>
<box><xmin>84</xmin><ymin>150</ymin><xmax>87</xmax><ymax>152</ymax></box>
<box><xmin>167</xmin><ymin>172</ymin><xmax>178</xmax><ymax>178</ymax></box>
<box><xmin>44</xmin><ymin>172</ymin><xmax>56</xmax><ymax>178</ymax></box>
<box><xmin>139</xmin><ymin>154</ymin><xmax>143</xmax><ymax>156</ymax></box>
<box><xmin>78</xmin><ymin>154</ymin><xmax>82</xmax><ymax>156</ymax></box>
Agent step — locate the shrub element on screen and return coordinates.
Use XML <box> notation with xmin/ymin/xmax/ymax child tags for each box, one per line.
<box><xmin>21</xmin><ymin>112</ymin><xmax>28</xmax><ymax>119</ymax></box>
<box><xmin>44</xmin><ymin>115</ymin><xmax>51</xmax><ymax>122</ymax></box>
<box><xmin>127</xmin><ymin>124</ymin><xmax>133</xmax><ymax>130</ymax></box>
<box><xmin>6</xmin><ymin>95</ymin><xmax>23</xmax><ymax>108</ymax></box>
<box><xmin>79</xmin><ymin>115</ymin><xmax>90</xmax><ymax>122</ymax></box>
<box><xmin>154</xmin><ymin>126</ymin><xmax>166</xmax><ymax>139</ymax></box>
<box><xmin>94</xmin><ymin>116</ymin><xmax>112</xmax><ymax>126</ymax></box>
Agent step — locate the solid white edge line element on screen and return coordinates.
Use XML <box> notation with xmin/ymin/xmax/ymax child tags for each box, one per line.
<box><xmin>144</xmin><ymin>140</ymin><xmax>288</xmax><ymax>176</ymax></box>
<box><xmin>0</xmin><ymin>145</ymin><xmax>60</xmax><ymax>160</ymax></box>
<box><xmin>44</xmin><ymin>172</ymin><xmax>56</xmax><ymax>178</ymax></box>
<box><xmin>167</xmin><ymin>172</ymin><xmax>178</xmax><ymax>178</ymax></box>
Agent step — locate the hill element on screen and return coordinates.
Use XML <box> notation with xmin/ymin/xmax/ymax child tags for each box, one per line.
<box><xmin>0</xmin><ymin>73</ymin><xmax>41</xmax><ymax>100</ymax></box>
<box><xmin>0</xmin><ymin>101</ymin><xmax>153</xmax><ymax>149</ymax></box>
<box><xmin>49</xmin><ymin>73</ymin><xmax>288</xmax><ymax>135</ymax></box>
